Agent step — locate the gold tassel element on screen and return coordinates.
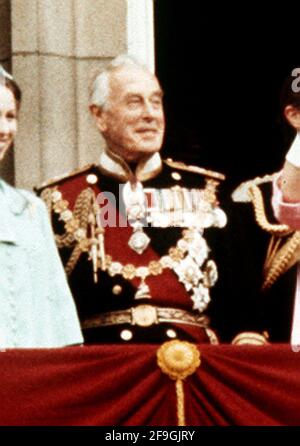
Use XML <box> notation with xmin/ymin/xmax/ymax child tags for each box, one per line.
<box><xmin>175</xmin><ymin>380</ymin><xmax>186</xmax><ymax>426</ymax></box>
<box><xmin>157</xmin><ymin>340</ymin><xmax>201</xmax><ymax>426</ymax></box>
<box><xmin>264</xmin><ymin>235</ymin><xmax>282</xmax><ymax>273</ymax></box>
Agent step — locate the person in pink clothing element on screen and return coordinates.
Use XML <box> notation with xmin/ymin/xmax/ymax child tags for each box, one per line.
<box><xmin>273</xmin><ymin>168</ymin><xmax>300</xmax><ymax>230</ymax></box>
<box><xmin>272</xmin><ymin>74</ymin><xmax>300</xmax><ymax>229</ymax></box>
<box><xmin>271</xmin><ymin>72</ymin><xmax>300</xmax><ymax>348</ymax></box>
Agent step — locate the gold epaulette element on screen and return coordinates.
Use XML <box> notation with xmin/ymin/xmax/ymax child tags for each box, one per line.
<box><xmin>231</xmin><ymin>172</ymin><xmax>279</xmax><ymax>203</ymax></box>
<box><xmin>231</xmin><ymin>174</ymin><xmax>299</xmax><ymax>290</ymax></box>
<box><xmin>164</xmin><ymin>158</ymin><xmax>225</xmax><ymax>181</ymax></box>
<box><xmin>35</xmin><ymin>163</ymin><xmax>96</xmax><ymax>192</ymax></box>
<box><xmin>232</xmin><ymin>171</ymin><xmax>290</xmax><ymax>236</ymax></box>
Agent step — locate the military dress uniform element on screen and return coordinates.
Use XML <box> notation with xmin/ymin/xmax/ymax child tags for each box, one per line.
<box><xmin>208</xmin><ymin>173</ymin><xmax>298</xmax><ymax>343</ymax></box>
<box><xmin>37</xmin><ymin>151</ymin><xmax>227</xmax><ymax>344</ymax></box>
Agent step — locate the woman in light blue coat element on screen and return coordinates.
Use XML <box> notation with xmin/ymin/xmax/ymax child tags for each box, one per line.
<box><xmin>0</xmin><ymin>66</ymin><xmax>83</xmax><ymax>347</ymax></box>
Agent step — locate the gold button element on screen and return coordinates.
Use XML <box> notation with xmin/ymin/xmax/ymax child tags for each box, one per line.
<box><xmin>166</xmin><ymin>329</ymin><xmax>177</xmax><ymax>339</ymax></box>
<box><xmin>86</xmin><ymin>174</ymin><xmax>98</xmax><ymax>184</ymax></box>
<box><xmin>171</xmin><ymin>172</ymin><xmax>181</xmax><ymax>181</ymax></box>
<box><xmin>112</xmin><ymin>285</ymin><xmax>122</xmax><ymax>295</ymax></box>
<box><xmin>120</xmin><ymin>329</ymin><xmax>133</xmax><ymax>341</ymax></box>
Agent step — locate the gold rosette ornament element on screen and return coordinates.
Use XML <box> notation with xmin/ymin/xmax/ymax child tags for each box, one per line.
<box><xmin>157</xmin><ymin>340</ymin><xmax>200</xmax><ymax>426</ymax></box>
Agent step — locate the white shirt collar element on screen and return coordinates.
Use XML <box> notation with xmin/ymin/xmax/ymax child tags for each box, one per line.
<box><xmin>98</xmin><ymin>149</ymin><xmax>162</xmax><ymax>183</ymax></box>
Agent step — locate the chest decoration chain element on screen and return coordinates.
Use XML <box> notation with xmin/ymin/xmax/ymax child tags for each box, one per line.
<box><xmin>41</xmin><ymin>180</ymin><xmax>226</xmax><ymax>313</ymax></box>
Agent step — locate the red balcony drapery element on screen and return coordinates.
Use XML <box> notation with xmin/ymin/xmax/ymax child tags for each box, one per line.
<box><xmin>0</xmin><ymin>344</ymin><xmax>299</xmax><ymax>426</ymax></box>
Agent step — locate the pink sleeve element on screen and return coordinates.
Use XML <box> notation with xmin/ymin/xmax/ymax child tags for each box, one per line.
<box><xmin>272</xmin><ymin>174</ymin><xmax>300</xmax><ymax>229</ymax></box>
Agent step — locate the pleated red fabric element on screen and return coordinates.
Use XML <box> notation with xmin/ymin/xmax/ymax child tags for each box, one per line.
<box><xmin>0</xmin><ymin>344</ymin><xmax>299</xmax><ymax>426</ymax></box>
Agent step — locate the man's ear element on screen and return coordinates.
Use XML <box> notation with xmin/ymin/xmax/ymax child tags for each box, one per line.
<box><xmin>284</xmin><ymin>105</ymin><xmax>300</xmax><ymax>130</ymax></box>
<box><xmin>89</xmin><ymin>105</ymin><xmax>107</xmax><ymax>132</ymax></box>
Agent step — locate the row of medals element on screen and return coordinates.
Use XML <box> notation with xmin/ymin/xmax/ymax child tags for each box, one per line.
<box><xmin>121</xmin><ymin>181</ymin><xmax>226</xmax><ymax>309</ymax></box>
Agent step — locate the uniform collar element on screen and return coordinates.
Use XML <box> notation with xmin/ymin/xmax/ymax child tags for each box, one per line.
<box><xmin>0</xmin><ymin>179</ymin><xmax>30</xmax><ymax>243</ymax></box>
<box><xmin>98</xmin><ymin>148</ymin><xmax>162</xmax><ymax>183</ymax></box>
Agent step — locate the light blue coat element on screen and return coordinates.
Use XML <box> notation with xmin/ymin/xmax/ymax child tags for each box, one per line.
<box><xmin>0</xmin><ymin>179</ymin><xmax>83</xmax><ymax>348</ymax></box>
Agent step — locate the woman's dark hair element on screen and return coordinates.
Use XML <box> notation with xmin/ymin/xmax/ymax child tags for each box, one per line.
<box><xmin>279</xmin><ymin>72</ymin><xmax>300</xmax><ymax>147</ymax></box>
<box><xmin>3</xmin><ymin>77</ymin><xmax>22</xmax><ymax>109</ymax></box>
<box><xmin>280</xmin><ymin>72</ymin><xmax>300</xmax><ymax>114</ymax></box>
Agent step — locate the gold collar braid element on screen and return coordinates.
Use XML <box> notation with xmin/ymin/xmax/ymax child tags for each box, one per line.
<box><xmin>248</xmin><ymin>184</ymin><xmax>300</xmax><ymax>289</ymax></box>
<box><xmin>248</xmin><ymin>185</ymin><xmax>291</xmax><ymax>236</ymax></box>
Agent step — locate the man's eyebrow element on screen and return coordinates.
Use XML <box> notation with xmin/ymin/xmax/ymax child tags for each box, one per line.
<box><xmin>124</xmin><ymin>90</ymin><xmax>164</xmax><ymax>99</ymax></box>
<box><xmin>124</xmin><ymin>93</ymin><xmax>142</xmax><ymax>99</ymax></box>
<box><xmin>152</xmin><ymin>89</ymin><xmax>163</xmax><ymax>97</ymax></box>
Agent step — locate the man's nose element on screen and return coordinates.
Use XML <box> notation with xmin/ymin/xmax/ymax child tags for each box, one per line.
<box><xmin>141</xmin><ymin>101</ymin><xmax>156</xmax><ymax>119</ymax></box>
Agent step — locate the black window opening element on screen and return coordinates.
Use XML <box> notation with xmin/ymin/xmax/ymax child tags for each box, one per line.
<box><xmin>154</xmin><ymin>2</ymin><xmax>300</xmax><ymax>190</ymax></box>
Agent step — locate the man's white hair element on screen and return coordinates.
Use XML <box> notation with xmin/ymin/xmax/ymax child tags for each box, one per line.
<box><xmin>90</xmin><ymin>54</ymin><xmax>149</xmax><ymax>109</ymax></box>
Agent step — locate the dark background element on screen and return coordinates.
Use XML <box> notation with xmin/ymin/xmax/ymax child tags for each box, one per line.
<box><xmin>154</xmin><ymin>1</ymin><xmax>300</xmax><ymax>189</ymax></box>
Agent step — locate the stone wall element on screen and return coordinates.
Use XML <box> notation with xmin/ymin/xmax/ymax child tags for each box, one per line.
<box><xmin>9</xmin><ymin>0</ymin><xmax>154</xmax><ymax>188</ymax></box>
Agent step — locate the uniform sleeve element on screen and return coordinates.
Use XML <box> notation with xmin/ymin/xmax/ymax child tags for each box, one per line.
<box><xmin>272</xmin><ymin>175</ymin><xmax>300</xmax><ymax>229</ymax></box>
<box><xmin>36</xmin><ymin>197</ymin><xmax>84</xmax><ymax>346</ymax></box>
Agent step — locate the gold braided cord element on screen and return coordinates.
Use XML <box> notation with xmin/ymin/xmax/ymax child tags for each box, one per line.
<box><xmin>65</xmin><ymin>245</ymin><xmax>84</xmax><ymax>276</ymax></box>
<box><xmin>63</xmin><ymin>189</ymin><xmax>97</xmax><ymax>273</ymax></box>
<box><xmin>249</xmin><ymin>185</ymin><xmax>292</xmax><ymax>236</ymax></box>
<box><xmin>41</xmin><ymin>188</ymin><xmax>212</xmax><ymax>285</ymax></box>
<box><xmin>55</xmin><ymin>233</ymin><xmax>75</xmax><ymax>248</ymax></box>
<box><xmin>41</xmin><ymin>188</ymin><xmax>75</xmax><ymax>248</ymax></box>
<box><xmin>73</xmin><ymin>188</ymin><xmax>94</xmax><ymax>227</ymax></box>
<box><xmin>247</xmin><ymin>184</ymin><xmax>300</xmax><ymax>289</ymax></box>
<box><xmin>57</xmin><ymin>189</ymin><xmax>96</xmax><ymax>250</ymax></box>
<box><xmin>176</xmin><ymin>380</ymin><xmax>186</xmax><ymax>426</ymax></box>
<box><xmin>263</xmin><ymin>231</ymin><xmax>300</xmax><ymax>290</ymax></box>
<box><xmin>264</xmin><ymin>235</ymin><xmax>282</xmax><ymax>272</ymax></box>
<box><xmin>41</xmin><ymin>186</ymin><xmax>98</xmax><ymax>273</ymax></box>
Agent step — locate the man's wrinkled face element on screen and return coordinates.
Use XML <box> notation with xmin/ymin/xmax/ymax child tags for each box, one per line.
<box><xmin>95</xmin><ymin>66</ymin><xmax>165</xmax><ymax>163</ymax></box>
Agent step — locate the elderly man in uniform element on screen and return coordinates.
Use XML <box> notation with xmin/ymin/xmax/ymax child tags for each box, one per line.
<box><xmin>38</xmin><ymin>55</ymin><xmax>228</xmax><ymax>344</ymax></box>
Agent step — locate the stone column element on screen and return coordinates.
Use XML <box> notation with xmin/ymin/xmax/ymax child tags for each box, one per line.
<box><xmin>0</xmin><ymin>0</ymin><xmax>13</xmax><ymax>183</ymax></box>
<box><xmin>127</xmin><ymin>0</ymin><xmax>155</xmax><ymax>72</ymax></box>
<box><xmin>11</xmin><ymin>0</ymin><xmax>154</xmax><ymax>189</ymax></box>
